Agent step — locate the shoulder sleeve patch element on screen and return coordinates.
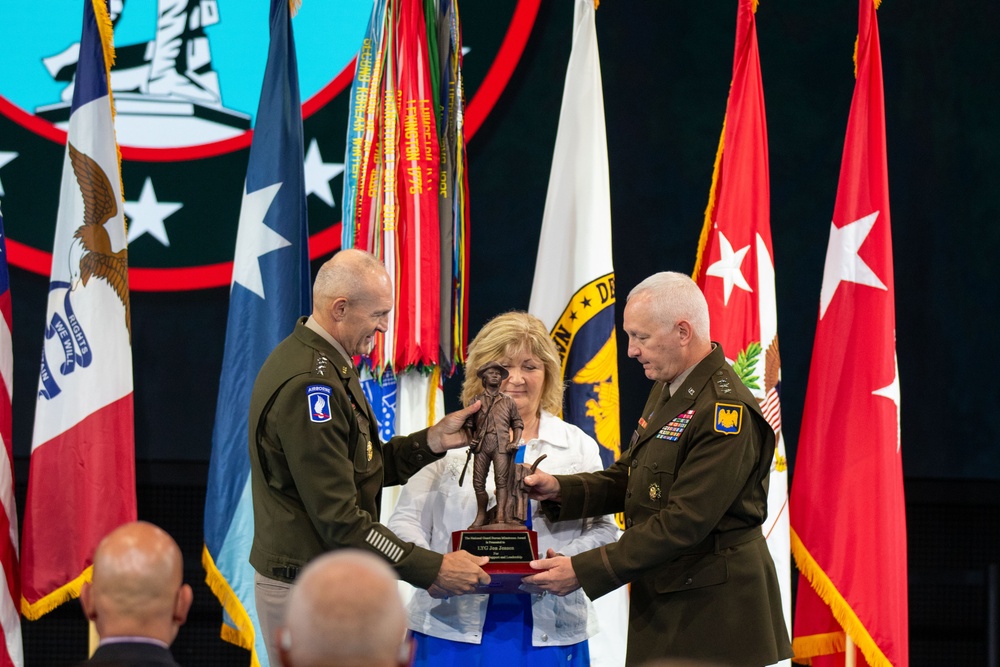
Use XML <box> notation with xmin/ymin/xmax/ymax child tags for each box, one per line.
<box><xmin>714</xmin><ymin>403</ymin><xmax>743</xmax><ymax>435</ymax></box>
<box><xmin>306</xmin><ymin>384</ymin><xmax>333</xmax><ymax>423</ymax></box>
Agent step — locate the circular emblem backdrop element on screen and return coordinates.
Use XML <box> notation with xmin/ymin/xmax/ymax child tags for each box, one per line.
<box><xmin>0</xmin><ymin>0</ymin><xmax>539</xmax><ymax>290</ymax></box>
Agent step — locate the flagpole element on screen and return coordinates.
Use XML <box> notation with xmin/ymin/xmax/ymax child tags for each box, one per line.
<box><xmin>845</xmin><ymin>634</ymin><xmax>856</xmax><ymax>667</ymax></box>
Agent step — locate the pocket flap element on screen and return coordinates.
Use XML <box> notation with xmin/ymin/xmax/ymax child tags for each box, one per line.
<box><xmin>655</xmin><ymin>553</ymin><xmax>729</xmax><ymax>593</ymax></box>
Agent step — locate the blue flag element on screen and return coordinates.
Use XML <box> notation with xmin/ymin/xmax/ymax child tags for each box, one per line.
<box><xmin>202</xmin><ymin>1</ymin><xmax>310</xmax><ymax>664</ymax></box>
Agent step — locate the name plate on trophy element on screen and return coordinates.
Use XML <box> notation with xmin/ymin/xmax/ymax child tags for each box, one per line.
<box><xmin>452</xmin><ymin>529</ymin><xmax>538</xmax><ymax>594</ymax></box>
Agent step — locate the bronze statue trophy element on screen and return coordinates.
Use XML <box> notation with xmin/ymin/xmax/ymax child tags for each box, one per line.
<box><xmin>453</xmin><ymin>361</ymin><xmax>546</xmax><ymax>594</ymax></box>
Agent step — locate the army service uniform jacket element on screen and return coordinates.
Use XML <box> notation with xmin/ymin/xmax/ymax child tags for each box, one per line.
<box><xmin>249</xmin><ymin>318</ymin><xmax>445</xmax><ymax>588</ymax></box>
<box><xmin>544</xmin><ymin>345</ymin><xmax>791</xmax><ymax>666</ymax></box>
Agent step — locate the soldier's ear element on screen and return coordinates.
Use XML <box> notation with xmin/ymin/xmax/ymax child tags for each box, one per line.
<box><xmin>676</xmin><ymin>319</ymin><xmax>693</xmax><ymax>345</ymax></box>
<box><xmin>330</xmin><ymin>296</ymin><xmax>349</xmax><ymax>321</ymax></box>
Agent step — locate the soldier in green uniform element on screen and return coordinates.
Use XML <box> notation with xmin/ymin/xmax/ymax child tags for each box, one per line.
<box><xmin>248</xmin><ymin>249</ymin><xmax>490</xmax><ymax>664</ymax></box>
<box><xmin>524</xmin><ymin>272</ymin><xmax>792</xmax><ymax>667</ymax></box>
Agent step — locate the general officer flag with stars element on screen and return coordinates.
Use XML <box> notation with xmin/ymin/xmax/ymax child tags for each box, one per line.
<box><xmin>202</xmin><ymin>1</ymin><xmax>310</xmax><ymax>665</ymax></box>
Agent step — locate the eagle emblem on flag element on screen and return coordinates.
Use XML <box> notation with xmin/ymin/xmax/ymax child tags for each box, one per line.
<box><xmin>68</xmin><ymin>142</ymin><xmax>131</xmax><ymax>339</ymax></box>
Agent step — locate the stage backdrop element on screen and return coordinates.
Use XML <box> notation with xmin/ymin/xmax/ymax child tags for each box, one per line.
<box><xmin>1</xmin><ymin>0</ymin><xmax>997</xmax><ymax>481</ymax></box>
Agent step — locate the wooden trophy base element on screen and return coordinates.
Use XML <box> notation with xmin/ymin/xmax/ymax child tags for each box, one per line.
<box><xmin>452</xmin><ymin>527</ymin><xmax>538</xmax><ymax>594</ymax></box>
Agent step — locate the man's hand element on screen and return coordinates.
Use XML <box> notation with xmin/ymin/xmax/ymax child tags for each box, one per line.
<box><xmin>428</xmin><ymin>550</ymin><xmax>491</xmax><ymax>598</ymax></box>
<box><xmin>522</xmin><ymin>468</ymin><xmax>561</xmax><ymax>502</ymax></box>
<box><xmin>427</xmin><ymin>400</ymin><xmax>482</xmax><ymax>454</ymax></box>
<box><xmin>521</xmin><ymin>548</ymin><xmax>581</xmax><ymax>596</ymax></box>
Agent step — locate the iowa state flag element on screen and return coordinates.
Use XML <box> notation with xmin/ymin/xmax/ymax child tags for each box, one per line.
<box><xmin>202</xmin><ymin>0</ymin><xmax>311</xmax><ymax>664</ymax></box>
<box><xmin>21</xmin><ymin>0</ymin><xmax>137</xmax><ymax>619</ymax></box>
<box><xmin>789</xmin><ymin>1</ymin><xmax>908</xmax><ymax>665</ymax></box>
<box><xmin>691</xmin><ymin>0</ymin><xmax>791</xmax><ymax>659</ymax></box>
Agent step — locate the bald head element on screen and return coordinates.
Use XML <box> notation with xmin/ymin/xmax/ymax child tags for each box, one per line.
<box><xmin>81</xmin><ymin>521</ymin><xmax>192</xmax><ymax>645</ymax></box>
<box><xmin>312</xmin><ymin>249</ymin><xmax>394</xmax><ymax>357</ymax></box>
<box><xmin>279</xmin><ymin>550</ymin><xmax>409</xmax><ymax>667</ymax></box>
<box><xmin>312</xmin><ymin>249</ymin><xmax>390</xmax><ymax>313</ymax></box>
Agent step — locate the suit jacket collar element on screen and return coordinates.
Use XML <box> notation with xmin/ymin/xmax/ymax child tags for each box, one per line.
<box><xmin>88</xmin><ymin>641</ymin><xmax>180</xmax><ymax>665</ymax></box>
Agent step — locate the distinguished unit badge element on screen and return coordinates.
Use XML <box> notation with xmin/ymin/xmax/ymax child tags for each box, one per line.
<box><xmin>714</xmin><ymin>403</ymin><xmax>743</xmax><ymax>435</ymax></box>
<box><xmin>307</xmin><ymin>384</ymin><xmax>333</xmax><ymax>423</ymax></box>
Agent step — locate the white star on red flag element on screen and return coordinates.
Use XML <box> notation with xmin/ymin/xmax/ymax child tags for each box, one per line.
<box><xmin>705</xmin><ymin>229</ymin><xmax>752</xmax><ymax>305</ymax></box>
<box><xmin>819</xmin><ymin>211</ymin><xmax>887</xmax><ymax>318</ymax></box>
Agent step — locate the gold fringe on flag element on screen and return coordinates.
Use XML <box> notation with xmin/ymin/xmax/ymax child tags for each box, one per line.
<box><xmin>790</xmin><ymin>528</ymin><xmax>895</xmax><ymax>667</ymax></box>
<box><xmin>691</xmin><ymin>120</ymin><xmax>726</xmax><ymax>279</ymax></box>
<box><xmin>90</xmin><ymin>0</ymin><xmax>127</xmax><ymax>226</ymax></box>
<box><xmin>21</xmin><ymin>566</ymin><xmax>92</xmax><ymax>620</ymax></box>
<box><xmin>202</xmin><ymin>547</ymin><xmax>264</xmax><ymax>667</ymax></box>
<box><xmin>427</xmin><ymin>365</ymin><xmax>441</xmax><ymax>428</ymax></box>
<box><xmin>289</xmin><ymin>0</ymin><xmax>302</xmax><ymax>18</ymax></box>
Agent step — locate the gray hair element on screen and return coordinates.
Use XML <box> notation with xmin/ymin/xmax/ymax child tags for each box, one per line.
<box><xmin>312</xmin><ymin>249</ymin><xmax>388</xmax><ymax>310</ymax></box>
<box><xmin>627</xmin><ymin>272</ymin><xmax>710</xmax><ymax>340</ymax></box>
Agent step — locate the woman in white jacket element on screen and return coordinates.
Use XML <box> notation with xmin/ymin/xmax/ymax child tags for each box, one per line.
<box><xmin>388</xmin><ymin>312</ymin><xmax>622</xmax><ymax>667</ymax></box>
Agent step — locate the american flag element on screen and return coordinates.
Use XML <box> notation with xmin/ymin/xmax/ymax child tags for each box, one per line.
<box><xmin>0</xmin><ymin>208</ymin><xmax>24</xmax><ymax>665</ymax></box>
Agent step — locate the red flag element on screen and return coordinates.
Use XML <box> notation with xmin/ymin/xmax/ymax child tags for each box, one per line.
<box><xmin>0</xmin><ymin>211</ymin><xmax>24</xmax><ymax>665</ymax></box>
<box><xmin>395</xmin><ymin>0</ymin><xmax>440</xmax><ymax>368</ymax></box>
<box><xmin>21</xmin><ymin>0</ymin><xmax>137</xmax><ymax>619</ymax></box>
<box><xmin>692</xmin><ymin>0</ymin><xmax>791</xmax><ymax>651</ymax></box>
<box><xmin>789</xmin><ymin>1</ymin><xmax>908</xmax><ymax>665</ymax></box>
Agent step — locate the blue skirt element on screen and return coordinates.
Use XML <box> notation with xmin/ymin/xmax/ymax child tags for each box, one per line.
<box><xmin>411</xmin><ymin>593</ymin><xmax>590</xmax><ymax>667</ymax></box>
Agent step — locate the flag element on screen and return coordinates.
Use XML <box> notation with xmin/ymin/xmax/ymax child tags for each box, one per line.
<box><xmin>0</xmin><ymin>209</ymin><xmax>24</xmax><ymax>666</ymax></box>
<box><xmin>201</xmin><ymin>0</ymin><xmax>311</xmax><ymax>664</ymax></box>
<box><xmin>691</xmin><ymin>1</ymin><xmax>791</xmax><ymax>662</ymax></box>
<box><xmin>20</xmin><ymin>0</ymin><xmax>136</xmax><ymax>620</ymax></box>
<box><xmin>789</xmin><ymin>1</ymin><xmax>907</xmax><ymax>665</ymax></box>
<box><xmin>340</xmin><ymin>0</ymin><xmax>469</xmax><ymax>463</ymax></box>
<box><xmin>527</xmin><ymin>1</ymin><xmax>627</xmax><ymax>664</ymax></box>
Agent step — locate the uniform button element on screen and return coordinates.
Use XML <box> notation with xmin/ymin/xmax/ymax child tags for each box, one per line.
<box><xmin>626</xmin><ymin>517</ymin><xmax>634</xmax><ymax>528</ymax></box>
<box><xmin>626</xmin><ymin>490</ymin><xmax>632</xmax><ymax>499</ymax></box>
<box><xmin>684</xmin><ymin>577</ymin><xmax>693</xmax><ymax>585</ymax></box>
<box><xmin>651</xmin><ymin>462</ymin><xmax>658</xmax><ymax>469</ymax></box>
<box><xmin>631</xmin><ymin>460</ymin><xmax>638</xmax><ymax>468</ymax></box>
<box><xmin>541</xmin><ymin>633</ymin><xmax>549</xmax><ymax>642</ymax></box>
<box><xmin>416</xmin><ymin>454</ymin><xmax>424</xmax><ymax>461</ymax></box>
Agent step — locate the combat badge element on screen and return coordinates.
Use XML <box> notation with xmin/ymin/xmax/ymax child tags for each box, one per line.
<box><xmin>307</xmin><ymin>384</ymin><xmax>333</xmax><ymax>423</ymax></box>
<box><xmin>649</xmin><ymin>483</ymin><xmax>662</xmax><ymax>500</ymax></box>
<box><xmin>714</xmin><ymin>403</ymin><xmax>743</xmax><ymax>435</ymax></box>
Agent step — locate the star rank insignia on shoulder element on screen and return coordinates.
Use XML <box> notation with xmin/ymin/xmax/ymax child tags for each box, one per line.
<box><xmin>713</xmin><ymin>369</ymin><xmax>736</xmax><ymax>396</ymax></box>
<box><xmin>312</xmin><ymin>354</ymin><xmax>331</xmax><ymax>378</ymax></box>
<box><xmin>714</xmin><ymin>403</ymin><xmax>743</xmax><ymax>435</ymax></box>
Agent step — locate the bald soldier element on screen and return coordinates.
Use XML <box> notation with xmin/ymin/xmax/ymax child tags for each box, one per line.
<box><xmin>78</xmin><ymin>521</ymin><xmax>193</xmax><ymax>666</ymax></box>
<box><xmin>278</xmin><ymin>550</ymin><xmax>411</xmax><ymax>667</ymax></box>
<box><xmin>249</xmin><ymin>249</ymin><xmax>490</xmax><ymax>663</ymax></box>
